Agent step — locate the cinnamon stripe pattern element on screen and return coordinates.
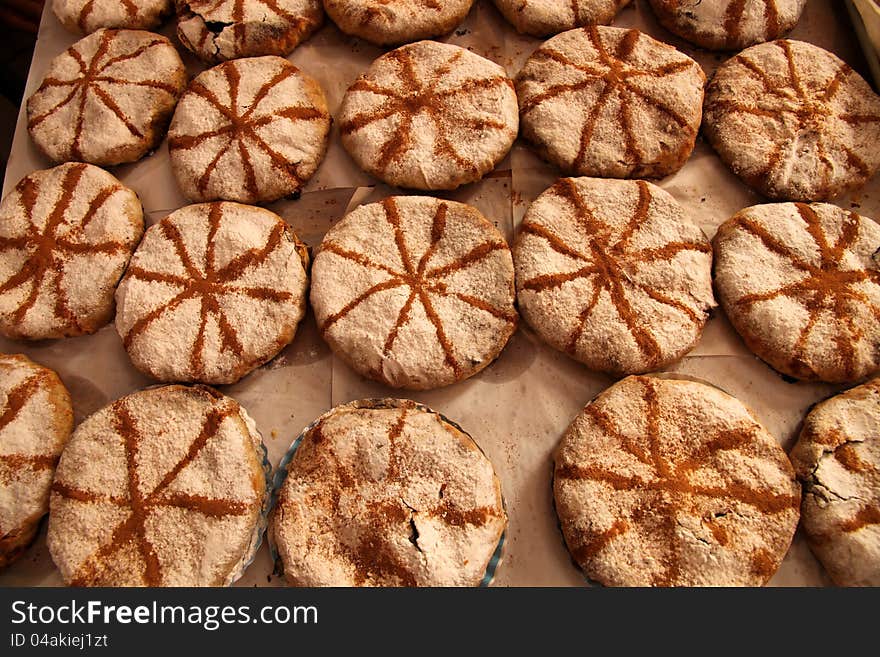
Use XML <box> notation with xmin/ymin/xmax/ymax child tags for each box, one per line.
<box><xmin>515</xmin><ymin>177</ymin><xmax>714</xmax><ymax>376</ymax></box>
<box><xmin>515</xmin><ymin>25</ymin><xmax>704</xmax><ymax>179</ymax></box>
<box><xmin>311</xmin><ymin>197</ymin><xmax>517</xmax><ymax>390</ymax></box>
<box><xmin>168</xmin><ymin>56</ymin><xmax>330</xmax><ymax>204</ymax></box>
<box><xmin>714</xmin><ymin>202</ymin><xmax>880</xmax><ymax>383</ymax></box>
<box><xmin>338</xmin><ymin>41</ymin><xmax>518</xmax><ymax>190</ymax></box>
<box><xmin>50</xmin><ymin>388</ymin><xmax>261</xmax><ymax>586</ymax></box>
<box><xmin>554</xmin><ymin>375</ymin><xmax>801</xmax><ymax>586</ymax></box>
<box><xmin>493</xmin><ymin>0</ymin><xmax>630</xmax><ymax>36</ymax></box>
<box><xmin>0</xmin><ymin>163</ymin><xmax>143</xmax><ymax>340</ymax></box>
<box><xmin>53</xmin><ymin>0</ymin><xmax>173</xmax><ymax>34</ymax></box>
<box><xmin>26</xmin><ymin>28</ymin><xmax>185</xmax><ymax>166</ymax></box>
<box><xmin>704</xmin><ymin>39</ymin><xmax>880</xmax><ymax>201</ymax></box>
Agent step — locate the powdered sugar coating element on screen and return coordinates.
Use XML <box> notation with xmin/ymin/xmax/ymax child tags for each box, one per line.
<box><xmin>554</xmin><ymin>375</ymin><xmax>800</xmax><ymax>586</ymax></box>
<box><xmin>48</xmin><ymin>385</ymin><xmax>267</xmax><ymax>586</ymax></box>
<box><xmin>271</xmin><ymin>399</ymin><xmax>506</xmax><ymax>586</ymax></box>
<box><xmin>704</xmin><ymin>39</ymin><xmax>880</xmax><ymax>201</ymax></box>
<box><xmin>53</xmin><ymin>0</ymin><xmax>173</xmax><ymax>34</ymax></box>
<box><xmin>516</xmin><ymin>26</ymin><xmax>705</xmax><ymax>179</ymax></box>
<box><xmin>169</xmin><ymin>56</ymin><xmax>331</xmax><ymax>204</ymax></box>
<box><xmin>514</xmin><ymin>177</ymin><xmax>715</xmax><ymax>376</ymax></box>
<box><xmin>713</xmin><ymin>202</ymin><xmax>880</xmax><ymax>383</ymax></box>
<box><xmin>0</xmin><ymin>163</ymin><xmax>144</xmax><ymax>340</ymax></box>
<box><xmin>492</xmin><ymin>0</ymin><xmax>630</xmax><ymax>37</ymax></box>
<box><xmin>311</xmin><ymin>196</ymin><xmax>517</xmax><ymax>390</ymax></box>
<box><xmin>115</xmin><ymin>202</ymin><xmax>309</xmax><ymax>385</ymax></box>
<box><xmin>0</xmin><ymin>355</ymin><xmax>73</xmax><ymax>569</ymax></box>
<box><xmin>27</xmin><ymin>29</ymin><xmax>186</xmax><ymax>166</ymax></box>
<box><xmin>323</xmin><ymin>0</ymin><xmax>473</xmax><ymax>46</ymax></box>
<box><xmin>339</xmin><ymin>41</ymin><xmax>519</xmax><ymax>191</ymax></box>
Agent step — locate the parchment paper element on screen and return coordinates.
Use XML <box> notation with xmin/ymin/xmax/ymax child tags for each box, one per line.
<box><xmin>1</xmin><ymin>0</ymin><xmax>876</xmax><ymax>587</ymax></box>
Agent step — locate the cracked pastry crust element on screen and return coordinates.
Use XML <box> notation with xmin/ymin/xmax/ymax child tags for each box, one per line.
<box><xmin>27</xmin><ymin>28</ymin><xmax>187</xmax><ymax>167</ymax></box>
<box><xmin>713</xmin><ymin>202</ymin><xmax>880</xmax><ymax>383</ymax></box>
<box><xmin>492</xmin><ymin>0</ymin><xmax>630</xmax><ymax>37</ymax></box>
<box><xmin>647</xmin><ymin>0</ymin><xmax>805</xmax><ymax>51</ymax></box>
<box><xmin>168</xmin><ymin>56</ymin><xmax>331</xmax><ymax>204</ymax></box>
<box><xmin>323</xmin><ymin>0</ymin><xmax>474</xmax><ymax>46</ymax></box>
<box><xmin>271</xmin><ymin>399</ymin><xmax>507</xmax><ymax>587</ymax></box>
<box><xmin>554</xmin><ymin>375</ymin><xmax>800</xmax><ymax>587</ymax></box>
<box><xmin>790</xmin><ymin>379</ymin><xmax>880</xmax><ymax>586</ymax></box>
<box><xmin>176</xmin><ymin>0</ymin><xmax>324</xmax><ymax>63</ymax></box>
<box><xmin>0</xmin><ymin>354</ymin><xmax>73</xmax><ymax>570</ymax></box>
<box><xmin>514</xmin><ymin>177</ymin><xmax>715</xmax><ymax>376</ymax></box>
<box><xmin>703</xmin><ymin>39</ymin><xmax>880</xmax><ymax>202</ymax></box>
<box><xmin>310</xmin><ymin>196</ymin><xmax>517</xmax><ymax>390</ymax></box>
<box><xmin>516</xmin><ymin>26</ymin><xmax>704</xmax><ymax>180</ymax></box>
<box><xmin>338</xmin><ymin>40</ymin><xmax>519</xmax><ymax>191</ymax></box>
<box><xmin>0</xmin><ymin>163</ymin><xmax>144</xmax><ymax>341</ymax></box>
<box><xmin>48</xmin><ymin>385</ymin><xmax>268</xmax><ymax>586</ymax></box>
<box><xmin>115</xmin><ymin>202</ymin><xmax>310</xmax><ymax>385</ymax></box>
<box><xmin>53</xmin><ymin>0</ymin><xmax>174</xmax><ymax>34</ymax></box>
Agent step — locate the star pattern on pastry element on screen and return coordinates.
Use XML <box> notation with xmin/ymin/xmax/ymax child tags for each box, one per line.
<box><xmin>168</xmin><ymin>59</ymin><xmax>328</xmax><ymax>200</ymax></box>
<box><xmin>519</xmin><ymin>179</ymin><xmax>710</xmax><ymax>366</ymax></box>
<box><xmin>317</xmin><ymin>198</ymin><xmax>517</xmax><ymax>381</ymax></box>
<box><xmin>728</xmin><ymin>203</ymin><xmax>880</xmax><ymax>380</ymax></box>
<box><xmin>120</xmin><ymin>203</ymin><xmax>294</xmax><ymax>381</ymax></box>
<box><xmin>519</xmin><ymin>26</ymin><xmax>697</xmax><ymax>172</ymax></box>
<box><xmin>556</xmin><ymin>376</ymin><xmax>800</xmax><ymax>586</ymax></box>
<box><xmin>0</xmin><ymin>163</ymin><xmax>133</xmax><ymax>334</ymax></box>
<box><xmin>51</xmin><ymin>398</ymin><xmax>251</xmax><ymax>586</ymax></box>
<box><xmin>0</xmin><ymin>370</ymin><xmax>58</xmax><ymax>490</ymax></box>
<box><xmin>27</xmin><ymin>29</ymin><xmax>182</xmax><ymax>161</ymax></box>
<box><xmin>709</xmin><ymin>40</ymin><xmax>880</xmax><ymax>191</ymax></box>
<box><xmin>339</xmin><ymin>44</ymin><xmax>514</xmax><ymax>177</ymax></box>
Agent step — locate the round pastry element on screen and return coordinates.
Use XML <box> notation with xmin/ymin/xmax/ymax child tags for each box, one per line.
<box><xmin>648</xmin><ymin>0</ymin><xmax>806</xmax><ymax>51</ymax></box>
<box><xmin>492</xmin><ymin>0</ymin><xmax>631</xmax><ymax>37</ymax></box>
<box><xmin>271</xmin><ymin>398</ymin><xmax>507</xmax><ymax>587</ymax></box>
<box><xmin>713</xmin><ymin>202</ymin><xmax>880</xmax><ymax>383</ymax></box>
<box><xmin>0</xmin><ymin>163</ymin><xmax>144</xmax><ymax>341</ymax></box>
<box><xmin>53</xmin><ymin>0</ymin><xmax>174</xmax><ymax>34</ymax></box>
<box><xmin>554</xmin><ymin>374</ymin><xmax>800</xmax><ymax>587</ymax></box>
<box><xmin>514</xmin><ymin>177</ymin><xmax>715</xmax><ymax>376</ymax></box>
<box><xmin>27</xmin><ymin>28</ymin><xmax>186</xmax><ymax>166</ymax></box>
<box><xmin>176</xmin><ymin>0</ymin><xmax>324</xmax><ymax>63</ymax></box>
<box><xmin>0</xmin><ymin>355</ymin><xmax>73</xmax><ymax>569</ymax></box>
<box><xmin>323</xmin><ymin>0</ymin><xmax>474</xmax><ymax>46</ymax></box>
<box><xmin>790</xmin><ymin>379</ymin><xmax>880</xmax><ymax>586</ymax></box>
<box><xmin>115</xmin><ymin>202</ymin><xmax>309</xmax><ymax>385</ymax></box>
<box><xmin>168</xmin><ymin>56</ymin><xmax>331</xmax><ymax>204</ymax></box>
<box><xmin>516</xmin><ymin>26</ymin><xmax>705</xmax><ymax>180</ymax></box>
<box><xmin>310</xmin><ymin>196</ymin><xmax>517</xmax><ymax>390</ymax></box>
<box><xmin>338</xmin><ymin>40</ymin><xmax>519</xmax><ymax>191</ymax></box>
<box><xmin>48</xmin><ymin>385</ymin><xmax>268</xmax><ymax>586</ymax></box>
<box><xmin>704</xmin><ymin>39</ymin><xmax>880</xmax><ymax>202</ymax></box>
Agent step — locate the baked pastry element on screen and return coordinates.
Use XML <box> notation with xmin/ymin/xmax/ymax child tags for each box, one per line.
<box><xmin>323</xmin><ymin>0</ymin><xmax>474</xmax><ymax>46</ymax></box>
<box><xmin>648</xmin><ymin>0</ymin><xmax>806</xmax><ymax>51</ymax></box>
<box><xmin>704</xmin><ymin>39</ymin><xmax>880</xmax><ymax>201</ymax></box>
<box><xmin>713</xmin><ymin>202</ymin><xmax>880</xmax><ymax>383</ymax></box>
<box><xmin>48</xmin><ymin>385</ymin><xmax>268</xmax><ymax>586</ymax></box>
<box><xmin>514</xmin><ymin>177</ymin><xmax>714</xmax><ymax>376</ymax></box>
<box><xmin>27</xmin><ymin>28</ymin><xmax>186</xmax><ymax>166</ymax></box>
<box><xmin>0</xmin><ymin>355</ymin><xmax>73</xmax><ymax>569</ymax></box>
<box><xmin>554</xmin><ymin>374</ymin><xmax>800</xmax><ymax>586</ymax></box>
<box><xmin>115</xmin><ymin>202</ymin><xmax>309</xmax><ymax>385</ymax></box>
<box><xmin>516</xmin><ymin>26</ymin><xmax>705</xmax><ymax>179</ymax></box>
<box><xmin>790</xmin><ymin>379</ymin><xmax>880</xmax><ymax>586</ymax></box>
<box><xmin>271</xmin><ymin>398</ymin><xmax>507</xmax><ymax>586</ymax></box>
<box><xmin>492</xmin><ymin>0</ymin><xmax>630</xmax><ymax>37</ymax></box>
<box><xmin>310</xmin><ymin>196</ymin><xmax>517</xmax><ymax>390</ymax></box>
<box><xmin>53</xmin><ymin>0</ymin><xmax>174</xmax><ymax>34</ymax></box>
<box><xmin>0</xmin><ymin>163</ymin><xmax>144</xmax><ymax>341</ymax></box>
<box><xmin>176</xmin><ymin>0</ymin><xmax>323</xmax><ymax>63</ymax></box>
<box><xmin>339</xmin><ymin>41</ymin><xmax>519</xmax><ymax>190</ymax></box>
<box><xmin>168</xmin><ymin>56</ymin><xmax>331</xmax><ymax>204</ymax></box>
